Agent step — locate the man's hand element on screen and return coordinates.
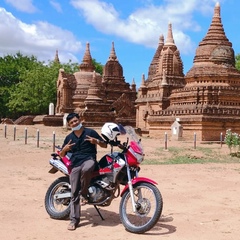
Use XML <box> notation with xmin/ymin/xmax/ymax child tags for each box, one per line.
<box><xmin>85</xmin><ymin>135</ymin><xmax>107</xmax><ymax>148</ymax></box>
<box><xmin>85</xmin><ymin>135</ymin><xmax>98</xmax><ymax>144</ymax></box>
<box><xmin>59</xmin><ymin>140</ymin><xmax>75</xmax><ymax>157</ymax></box>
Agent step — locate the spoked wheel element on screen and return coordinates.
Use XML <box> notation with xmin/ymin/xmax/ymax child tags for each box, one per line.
<box><xmin>119</xmin><ymin>182</ymin><xmax>163</xmax><ymax>234</ymax></box>
<box><xmin>44</xmin><ymin>176</ymin><xmax>71</xmax><ymax>220</ymax></box>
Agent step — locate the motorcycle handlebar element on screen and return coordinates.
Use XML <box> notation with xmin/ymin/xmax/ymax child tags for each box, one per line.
<box><xmin>108</xmin><ymin>137</ymin><xmax>129</xmax><ymax>151</ymax></box>
<box><xmin>54</xmin><ymin>137</ymin><xmax>130</xmax><ymax>155</ymax></box>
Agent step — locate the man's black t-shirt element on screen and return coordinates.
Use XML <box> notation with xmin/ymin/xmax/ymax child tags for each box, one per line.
<box><xmin>62</xmin><ymin>127</ymin><xmax>104</xmax><ymax>168</ymax></box>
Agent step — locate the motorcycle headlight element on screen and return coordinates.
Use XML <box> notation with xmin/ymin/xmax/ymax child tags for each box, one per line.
<box><xmin>135</xmin><ymin>152</ymin><xmax>144</xmax><ymax>163</ymax></box>
<box><xmin>128</xmin><ymin>147</ymin><xmax>144</xmax><ymax>163</ymax></box>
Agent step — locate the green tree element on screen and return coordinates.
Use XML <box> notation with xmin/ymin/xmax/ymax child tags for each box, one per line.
<box><xmin>0</xmin><ymin>86</ymin><xmax>11</xmax><ymax>118</ymax></box>
<box><xmin>55</xmin><ymin>60</ymin><xmax>79</xmax><ymax>74</ymax></box>
<box><xmin>0</xmin><ymin>52</ymin><xmax>40</xmax><ymax>118</ymax></box>
<box><xmin>7</xmin><ymin>62</ymin><xmax>58</xmax><ymax>115</ymax></box>
<box><xmin>58</xmin><ymin>58</ymin><xmax>103</xmax><ymax>75</ymax></box>
<box><xmin>236</xmin><ymin>54</ymin><xmax>240</xmax><ymax>71</ymax></box>
<box><xmin>0</xmin><ymin>52</ymin><xmax>38</xmax><ymax>87</ymax></box>
<box><xmin>0</xmin><ymin>52</ymin><xmax>104</xmax><ymax>118</ymax></box>
<box><xmin>92</xmin><ymin>58</ymin><xmax>103</xmax><ymax>75</ymax></box>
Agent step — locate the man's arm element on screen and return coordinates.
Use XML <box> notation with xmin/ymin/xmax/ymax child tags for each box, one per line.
<box><xmin>59</xmin><ymin>139</ymin><xmax>75</xmax><ymax>158</ymax></box>
<box><xmin>85</xmin><ymin>135</ymin><xmax>107</xmax><ymax>148</ymax></box>
<box><xmin>96</xmin><ymin>139</ymin><xmax>107</xmax><ymax>148</ymax></box>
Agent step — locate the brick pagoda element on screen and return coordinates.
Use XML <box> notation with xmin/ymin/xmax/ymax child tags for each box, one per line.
<box><xmin>55</xmin><ymin>42</ymin><xmax>136</xmax><ymax>127</ymax></box>
<box><xmin>136</xmin><ymin>3</ymin><xmax>240</xmax><ymax>140</ymax></box>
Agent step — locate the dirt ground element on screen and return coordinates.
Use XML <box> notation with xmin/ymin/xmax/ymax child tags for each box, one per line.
<box><xmin>0</xmin><ymin>124</ymin><xmax>239</xmax><ymax>240</ymax></box>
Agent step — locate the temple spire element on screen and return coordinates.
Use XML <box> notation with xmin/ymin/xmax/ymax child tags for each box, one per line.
<box><xmin>109</xmin><ymin>42</ymin><xmax>118</xmax><ymax>61</ymax></box>
<box><xmin>131</xmin><ymin>78</ymin><xmax>136</xmax><ymax>91</ymax></box>
<box><xmin>140</xmin><ymin>74</ymin><xmax>146</xmax><ymax>88</ymax></box>
<box><xmin>165</xmin><ymin>23</ymin><xmax>175</xmax><ymax>45</ymax></box>
<box><xmin>85</xmin><ymin>71</ymin><xmax>102</xmax><ymax>102</ymax></box>
<box><xmin>202</xmin><ymin>2</ymin><xmax>229</xmax><ymax>44</ymax></box>
<box><xmin>79</xmin><ymin>42</ymin><xmax>95</xmax><ymax>72</ymax></box>
<box><xmin>159</xmin><ymin>34</ymin><xmax>164</xmax><ymax>45</ymax></box>
<box><xmin>132</xmin><ymin>78</ymin><xmax>136</xmax><ymax>85</ymax></box>
<box><xmin>147</xmin><ymin>34</ymin><xmax>165</xmax><ymax>82</ymax></box>
<box><xmin>54</xmin><ymin>49</ymin><xmax>60</xmax><ymax>63</ymax></box>
<box><xmin>215</xmin><ymin>2</ymin><xmax>220</xmax><ymax>16</ymax></box>
<box><xmin>190</xmin><ymin>2</ymin><xmax>233</xmax><ymax>67</ymax></box>
<box><xmin>83</xmin><ymin>42</ymin><xmax>92</xmax><ymax>62</ymax></box>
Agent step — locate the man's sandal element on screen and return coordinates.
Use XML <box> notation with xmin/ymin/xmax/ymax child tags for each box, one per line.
<box><xmin>67</xmin><ymin>221</ymin><xmax>78</xmax><ymax>231</ymax></box>
<box><xmin>80</xmin><ymin>195</ymin><xmax>88</xmax><ymax>206</ymax></box>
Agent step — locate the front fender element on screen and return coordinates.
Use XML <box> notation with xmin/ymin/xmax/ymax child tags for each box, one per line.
<box><xmin>120</xmin><ymin>177</ymin><xmax>158</xmax><ymax>197</ymax></box>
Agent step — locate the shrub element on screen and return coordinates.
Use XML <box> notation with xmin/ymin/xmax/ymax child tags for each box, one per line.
<box><xmin>224</xmin><ymin>129</ymin><xmax>240</xmax><ymax>154</ymax></box>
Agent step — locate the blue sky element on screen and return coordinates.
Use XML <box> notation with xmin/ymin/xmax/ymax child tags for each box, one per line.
<box><xmin>0</xmin><ymin>0</ymin><xmax>240</xmax><ymax>88</ymax></box>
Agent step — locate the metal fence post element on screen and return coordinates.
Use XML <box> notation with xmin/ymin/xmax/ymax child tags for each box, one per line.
<box><xmin>4</xmin><ymin>124</ymin><xmax>7</xmax><ymax>138</ymax></box>
<box><xmin>220</xmin><ymin>132</ymin><xmax>223</xmax><ymax>147</ymax></box>
<box><xmin>194</xmin><ymin>132</ymin><xmax>196</xmax><ymax>149</ymax></box>
<box><xmin>53</xmin><ymin>131</ymin><xmax>56</xmax><ymax>152</ymax></box>
<box><xmin>37</xmin><ymin>129</ymin><xmax>40</xmax><ymax>147</ymax></box>
<box><xmin>13</xmin><ymin>126</ymin><xmax>16</xmax><ymax>141</ymax></box>
<box><xmin>25</xmin><ymin>127</ymin><xmax>28</xmax><ymax>144</ymax></box>
<box><xmin>164</xmin><ymin>132</ymin><xmax>168</xmax><ymax>150</ymax></box>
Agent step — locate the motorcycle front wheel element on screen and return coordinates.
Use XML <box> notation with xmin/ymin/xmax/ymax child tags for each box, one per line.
<box><xmin>119</xmin><ymin>182</ymin><xmax>163</xmax><ymax>234</ymax></box>
<box><xmin>44</xmin><ymin>176</ymin><xmax>71</xmax><ymax>220</ymax></box>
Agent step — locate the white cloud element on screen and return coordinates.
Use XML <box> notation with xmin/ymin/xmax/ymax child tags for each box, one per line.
<box><xmin>70</xmin><ymin>0</ymin><xmax>220</xmax><ymax>54</ymax></box>
<box><xmin>5</xmin><ymin>0</ymin><xmax>37</xmax><ymax>13</ymax></box>
<box><xmin>0</xmin><ymin>8</ymin><xmax>82</xmax><ymax>63</ymax></box>
<box><xmin>50</xmin><ymin>0</ymin><xmax>63</xmax><ymax>13</ymax></box>
<box><xmin>0</xmin><ymin>0</ymin><xmax>225</xmax><ymax>66</ymax></box>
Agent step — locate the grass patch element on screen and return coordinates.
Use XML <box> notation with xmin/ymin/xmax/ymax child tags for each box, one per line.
<box><xmin>143</xmin><ymin>145</ymin><xmax>240</xmax><ymax>165</ymax></box>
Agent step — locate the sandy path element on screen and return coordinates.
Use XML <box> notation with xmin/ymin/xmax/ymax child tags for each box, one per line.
<box><xmin>0</xmin><ymin>125</ymin><xmax>239</xmax><ymax>240</ymax></box>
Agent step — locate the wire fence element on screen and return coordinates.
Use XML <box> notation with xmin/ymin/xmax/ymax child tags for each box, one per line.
<box><xmin>1</xmin><ymin>124</ymin><xmax>225</xmax><ymax>152</ymax></box>
<box><xmin>0</xmin><ymin>124</ymin><xmax>66</xmax><ymax>152</ymax></box>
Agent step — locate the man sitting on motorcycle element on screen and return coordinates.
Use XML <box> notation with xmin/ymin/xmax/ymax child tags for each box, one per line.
<box><xmin>59</xmin><ymin>113</ymin><xmax>107</xmax><ymax>231</ymax></box>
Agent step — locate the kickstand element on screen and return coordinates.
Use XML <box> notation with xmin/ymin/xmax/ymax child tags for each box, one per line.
<box><xmin>94</xmin><ymin>205</ymin><xmax>104</xmax><ymax>220</ymax></box>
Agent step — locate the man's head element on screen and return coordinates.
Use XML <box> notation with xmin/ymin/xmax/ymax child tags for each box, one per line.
<box><xmin>66</xmin><ymin>113</ymin><xmax>82</xmax><ymax>131</ymax></box>
<box><xmin>66</xmin><ymin>113</ymin><xmax>79</xmax><ymax>123</ymax></box>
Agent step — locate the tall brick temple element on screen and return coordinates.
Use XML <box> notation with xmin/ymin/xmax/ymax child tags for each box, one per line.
<box><xmin>55</xmin><ymin>42</ymin><xmax>137</xmax><ymax>127</ymax></box>
<box><xmin>136</xmin><ymin>3</ymin><xmax>240</xmax><ymax>140</ymax></box>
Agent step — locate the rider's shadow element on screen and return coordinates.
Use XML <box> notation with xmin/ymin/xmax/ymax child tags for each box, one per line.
<box><xmin>80</xmin><ymin>207</ymin><xmax>120</xmax><ymax>227</ymax></box>
<box><xmin>80</xmin><ymin>208</ymin><xmax>176</xmax><ymax>236</ymax></box>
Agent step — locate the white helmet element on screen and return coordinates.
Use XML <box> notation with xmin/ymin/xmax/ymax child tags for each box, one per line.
<box><xmin>101</xmin><ymin>122</ymin><xmax>124</xmax><ymax>141</ymax></box>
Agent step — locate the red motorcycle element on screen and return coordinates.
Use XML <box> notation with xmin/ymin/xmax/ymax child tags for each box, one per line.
<box><xmin>44</xmin><ymin>123</ymin><xmax>163</xmax><ymax>234</ymax></box>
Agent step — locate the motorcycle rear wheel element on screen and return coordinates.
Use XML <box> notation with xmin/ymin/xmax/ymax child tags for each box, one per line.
<box><xmin>45</xmin><ymin>176</ymin><xmax>71</xmax><ymax>220</ymax></box>
<box><xmin>119</xmin><ymin>182</ymin><xmax>163</xmax><ymax>234</ymax></box>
